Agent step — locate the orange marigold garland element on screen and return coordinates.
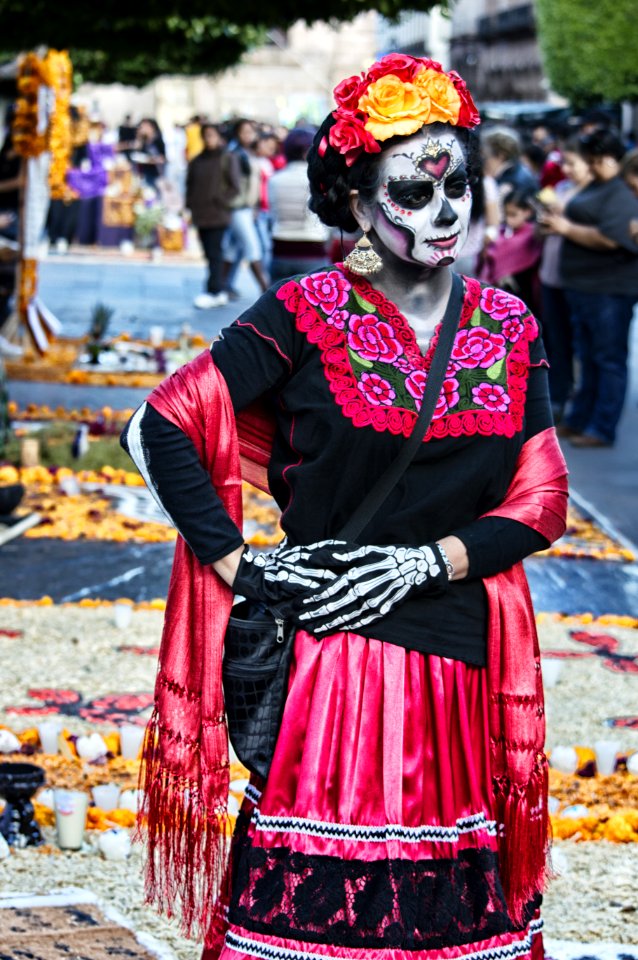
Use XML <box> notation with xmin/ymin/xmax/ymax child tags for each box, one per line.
<box><xmin>46</xmin><ymin>50</ymin><xmax>73</xmax><ymax>201</ymax></box>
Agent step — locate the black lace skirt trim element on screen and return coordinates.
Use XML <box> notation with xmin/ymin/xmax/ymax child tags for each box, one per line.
<box><xmin>229</xmin><ymin>819</ymin><xmax>540</xmax><ymax>951</ymax></box>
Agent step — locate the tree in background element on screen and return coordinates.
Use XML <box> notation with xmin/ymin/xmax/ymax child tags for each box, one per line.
<box><xmin>0</xmin><ymin>1</ymin><xmax>448</xmax><ymax>86</ymax></box>
<box><xmin>536</xmin><ymin>0</ymin><xmax>638</xmax><ymax>106</ymax></box>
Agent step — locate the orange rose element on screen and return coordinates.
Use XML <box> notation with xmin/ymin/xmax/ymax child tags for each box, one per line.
<box><xmin>359</xmin><ymin>74</ymin><xmax>431</xmax><ymax>141</ymax></box>
<box><xmin>413</xmin><ymin>69</ymin><xmax>461</xmax><ymax>125</ymax></box>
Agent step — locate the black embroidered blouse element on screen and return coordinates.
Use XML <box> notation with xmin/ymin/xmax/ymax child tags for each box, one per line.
<box><xmin>122</xmin><ymin>269</ymin><xmax>553</xmax><ymax>665</ymax></box>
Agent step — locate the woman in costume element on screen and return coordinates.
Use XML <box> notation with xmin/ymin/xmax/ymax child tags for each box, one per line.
<box><xmin>121</xmin><ymin>54</ymin><xmax>568</xmax><ymax>960</ymax></box>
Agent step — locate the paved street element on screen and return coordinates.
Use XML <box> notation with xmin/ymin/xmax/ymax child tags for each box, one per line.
<box><xmin>5</xmin><ymin>255</ymin><xmax>638</xmax><ymax>614</ymax></box>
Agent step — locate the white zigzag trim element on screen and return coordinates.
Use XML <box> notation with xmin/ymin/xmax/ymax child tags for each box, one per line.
<box><xmin>251</xmin><ymin>808</ymin><xmax>497</xmax><ymax>843</ymax></box>
<box><xmin>244</xmin><ymin>783</ymin><xmax>262</xmax><ymax>806</ymax></box>
<box><xmin>226</xmin><ymin>918</ymin><xmax>543</xmax><ymax>960</ymax></box>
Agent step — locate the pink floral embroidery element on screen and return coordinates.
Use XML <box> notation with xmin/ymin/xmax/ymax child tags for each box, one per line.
<box><xmin>326</xmin><ymin>309</ymin><xmax>349</xmax><ymax>330</ymax></box>
<box><xmin>358</xmin><ymin>372</ymin><xmax>396</xmax><ymax>406</ymax></box>
<box><xmin>405</xmin><ymin>371</ymin><xmax>460</xmax><ymax>417</ymax></box>
<box><xmin>300</xmin><ymin>271</ymin><xmax>351</xmax><ymax>315</ymax></box>
<box><xmin>451</xmin><ymin>327</ymin><xmax>507</xmax><ymax>369</ymax></box>
<box><xmin>502</xmin><ymin>317</ymin><xmax>526</xmax><ymax>343</ymax></box>
<box><xmin>472</xmin><ymin>382</ymin><xmax>511</xmax><ymax>413</ymax></box>
<box><xmin>480</xmin><ymin>287</ymin><xmax>526</xmax><ymax>322</ymax></box>
<box><xmin>435</xmin><ymin>377</ymin><xmax>461</xmax><ymax>418</ymax></box>
<box><xmin>348</xmin><ymin>315</ymin><xmax>404</xmax><ymax>363</ymax></box>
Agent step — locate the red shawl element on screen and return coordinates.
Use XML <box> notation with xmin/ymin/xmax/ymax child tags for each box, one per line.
<box><xmin>139</xmin><ymin>348</ymin><xmax>568</xmax><ymax>941</ymax></box>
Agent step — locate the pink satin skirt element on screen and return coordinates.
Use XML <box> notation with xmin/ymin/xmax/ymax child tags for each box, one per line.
<box><xmin>214</xmin><ymin>630</ymin><xmax>543</xmax><ymax>960</ymax></box>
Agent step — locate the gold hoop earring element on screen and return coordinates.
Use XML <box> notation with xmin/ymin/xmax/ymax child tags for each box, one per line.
<box><xmin>343</xmin><ymin>231</ymin><xmax>383</xmax><ymax>276</ymax></box>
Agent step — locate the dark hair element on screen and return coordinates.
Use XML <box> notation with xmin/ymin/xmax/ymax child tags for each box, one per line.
<box><xmin>579</xmin><ymin>128</ymin><xmax>626</xmax><ymax>162</ymax></box>
<box><xmin>562</xmin><ymin>135</ymin><xmax>585</xmax><ymax>156</ymax></box>
<box><xmin>522</xmin><ymin>143</ymin><xmax>546</xmax><ymax>170</ymax></box>
<box><xmin>504</xmin><ymin>188</ymin><xmax>536</xmax><ymax>213</ymax></box>
<box><xmin>283</xmin><ymin>128</ymin><xmax>314</xmax><ymax>163</ymax></box>
<box><xmin>201</xmin><ymin>122</ymin><xmax>220</xmax><ymax>137</ymax></box>
<box><xmin>622</xmin><ymin>148</ymin><xmax>638</xmax><ymax>179</ymax></box>
<box><xmin>308</xmin><ymin>114</ymin><xmax>482</xmax><ymax>233</ymax></box>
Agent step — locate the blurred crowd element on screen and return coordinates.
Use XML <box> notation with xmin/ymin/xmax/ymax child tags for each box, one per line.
<box><xmin>1</xmin><ymin>104</ymin><xmax>638</xmax><ymax>447</ymax></box>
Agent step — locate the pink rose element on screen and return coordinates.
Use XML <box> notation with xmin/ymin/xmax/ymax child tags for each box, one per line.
<box><xmin>348</xmin><ymin>315</ymin><xmax>404</xmax><ymax>363</ymax></box>
<box><xmin>480</xmin><ymin>287</ymin><xmax>526</xmax><ymax>322</ymax></box>
<box><xmin>358</xmin><ymin>372</ymin><xmax>396</xmax><ymax>407</ymax></box>
<box><xmin>502</xmin><ymin>317</ymin><xmax>526</xmax><ymax>342</ymax></box>
<box><xmin>451</xmin><ymin>326</ymin><xmax>507</xmax><ymax>369</ymax></box>
<box><xmin>329</xmin><ymin>113</ymin><xmax>381</xmax><ymax>166</ymax></box>
<box><xmin>472</xmin><ymin>383</ymin><xmax>511</xmax><ymax>413</ymax></box>
<box><xmin>300</xmin><ymin>270</ymin><xmax>351</xmax><ymax>315</ymax></box>
<box><xmin>333</xmin><ymin>74</ymin><xmax>366</xmax><ymax>111</ymax></box>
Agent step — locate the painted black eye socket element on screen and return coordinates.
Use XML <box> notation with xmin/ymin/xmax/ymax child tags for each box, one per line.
<box><xmin>445</xmin><ymin>176</ymin><xmax>469</xmax><ymax>199</ymax></box>
<box><xmin>387</xmin><ymin>181</ymin><xmax>434</xmax><ymax>209</ymax></box>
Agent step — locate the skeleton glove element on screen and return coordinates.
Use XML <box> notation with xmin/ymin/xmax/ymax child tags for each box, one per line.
<box><xmin>292</xmin><ymin>542</ymin><xmax>450</xmax><ymax>637</ymax></box>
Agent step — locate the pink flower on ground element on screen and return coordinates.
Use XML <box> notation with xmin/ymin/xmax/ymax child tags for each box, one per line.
<box><xmin>480</xmin><ymin>287</ymin><xmax>526</xmax><ymax>322</ymax></box>
<box><xmin>300</xmin><ymin>271</ymin><xmax>351</xmax><ymax>315</ymax></box>
<box><xmin>472</xmin><ymin>383</ymin><xmax>511</xmax><ymax>413</ymax></box>
<box><xmin>348</xmin><ymin>315</ymin><xmax>404</xmax><ymax>363</ymax></box>
<box><xmin>451</xmin><ymin>327</ymin><xmax>507</xmax><ymax>369</ymax></box>
<box><xmin>502</xmin><ymin>317</ymin><xmax>526</xmax><ymax>342</ymax></box>
<box><xmin>358</xmin><ymin>372</ymin><xmax>396</xmax><ymax>406</ymax></box>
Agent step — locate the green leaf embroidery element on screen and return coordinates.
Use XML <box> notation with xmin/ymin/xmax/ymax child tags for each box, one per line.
<box><xmin>469</xmin><ymin>307</ymin><xmax>483</xmax><ymax>327</ymax></box>
<box><xmin>347</xmin><ymin>346</ymin><xmax>374</xmax><ymax>370</ymax></box>
<box><xmin>352</xmin><ymin>290</ymin><xmax>377</xmax><ymax>314</ymax></box>
<box><xmin>486</xmin><ymin>358</ymin><xmax>505</xmax><ymax>381</ymax></box>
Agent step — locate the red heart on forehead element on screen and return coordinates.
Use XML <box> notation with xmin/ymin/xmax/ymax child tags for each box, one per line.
<box><xmin>418</xmin><ymin>152</ymin><xmax>451</xmax><ymax>181</ymax></box>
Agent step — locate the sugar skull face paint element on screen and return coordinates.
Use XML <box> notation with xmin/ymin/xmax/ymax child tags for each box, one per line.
<box><xmin>370</xmin><ymin>129</ymin><xmax>472</xmax><ymax>268</ymax></box>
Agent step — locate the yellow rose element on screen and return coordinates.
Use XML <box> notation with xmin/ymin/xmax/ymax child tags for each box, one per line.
<box><xmin>413</xmin><ymin>69</ymin><xmax>461</xmax><ymax>125</ymax></box>
<box><xmin>359</xmin><ymin>74</ymin><xmax>431</xmax><ymax>141</ymax></box>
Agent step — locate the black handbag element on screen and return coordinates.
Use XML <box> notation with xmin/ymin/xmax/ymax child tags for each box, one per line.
<box><xmin>222</xmin><ymin>274</ymin><xmax>464</xmax><ymax>779</ymax></box>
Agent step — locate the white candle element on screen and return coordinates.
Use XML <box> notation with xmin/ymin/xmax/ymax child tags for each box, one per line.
<box><xmin>541</xmin><ymin>658</ymin><xmax>563</xmax><ymax>688</ymax></box>
<box><xmin>119</xmin><ymin>723</ymin><xmax>145</xmax><ymax>759</ymax></box>
<box><xmin>550</xmin><ymin>745</ymin><xmax>579</xmax><ymax>774</ymax></box>
<box><xmin>91</xmin><ymin>783</ymin><xmax>121</xmax><ymax>810</ymax></box>
<box><xmin>594</xmin><ymin>739</ymin><xmax>620</xmax><ymax>776</ymax></box>
<box><xmin>112</xmin><ymin>602</ymin><xmax>133</xmax><ymax>629</ymax></box>
<box><xmin>54</xmin><ymin>789</ymin><xmax>88</xmax><ymax>850</ymax></box>
<box><xmin>149</xmin><ymin>325</ymin><xmax>164</xmax><ymax>347</ymax></box>
<box><xmin>37</xmin><ymin>720</ymin><xmax>62</xmax><ymax>754</ymax></box>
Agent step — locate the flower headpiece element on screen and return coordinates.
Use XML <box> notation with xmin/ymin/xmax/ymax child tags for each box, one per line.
<box><xmin>323</xmin><ymin>53</ymin><xmax>480</xmax><ymax>167</ymax></box>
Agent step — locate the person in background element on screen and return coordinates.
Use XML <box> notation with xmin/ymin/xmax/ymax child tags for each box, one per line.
<box><xmin>0</xmin><ymin>112</ymin><xmax>22</xmax><ymax>350</ymax></box>
<box><xmin>268</xmin><ymin>127</ymin><xmax>330</xmax><ymax>282</ymax></box>
<box><xmin>531</xmin><ymin>125</ymin><xmax>565</xmax><ymax>188</ymax></box>
<box><xmin>540</xmin><ymin>128</ymin><xmax>638</xmax><ymax>447</ymax></box>
<box><xmin>118</xmin><ymin>113</ymin><xmax>137</xmax><ymax>160</ymax></box>
<box><xmin>521</xmin><ymin>143</ymin><xmax>546</xmax><ymax>184</ymax></box>
<box><xmin>186</xmin><ymin>124</ymin><xmax>240</xmax><ymax>309</ymax></box>
<box><xmin>254</xmin><ymin>131</ymin><xmax>279</xmax><ymax>272</ymax></box>
<box><xmin>537</xmin><ymin>138</ymin><xmax>593</xmax><ymax>422</ymax></box>
<box><xmin>185</xmin><ymin>115</ymin><xmax>205</xmax><ymax>162</ymax></box>
<box><xmin>133</xmin><ymin>118</ymin><xmax>166</xmax><ymax>190</ymax></box>
<box><xmin>482</xmin><ymin>127</ymin><xmax>538</xmax><ymax>213</ymax></box>
<box><xmin>454</xmin><ymin>159</ymin><xmax>500</xmax><ymax>277</ymax></box>
<box><xmin>222</xmin><ymin>118</ymin><xmax>269</xmax><ymax>298</ymax></box>
<box><xmin>621</xmin><ymin>149</ymin><xmax>638</xmax><ymax>200</ymax></box>
<box><xmin>479</xmin><ymin>189</ymin><xmax>542</xmax><ymax>312</ymax></box>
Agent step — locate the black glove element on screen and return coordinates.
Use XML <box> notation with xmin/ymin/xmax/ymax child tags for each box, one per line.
<box><xmin>290</xmin><ymin>542</ymin><xmax>450</xmax><ymax>637</ymax></box>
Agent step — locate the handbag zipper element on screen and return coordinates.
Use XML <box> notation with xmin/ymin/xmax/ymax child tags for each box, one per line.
<box><xmin>276</xmin><ymin>619</ymin><xmax>285</xmax><ymax>643</ymax></box>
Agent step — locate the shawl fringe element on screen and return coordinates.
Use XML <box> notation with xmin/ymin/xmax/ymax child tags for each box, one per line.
<box><xmin>137</xmin><ymin>708</ymin><xmax>232</xmax><ymax>942</ymax></box>
<box><xmin>492</xmin><ymin>753</ymin><xmax>551</xmax><ymax>925</ymax></box>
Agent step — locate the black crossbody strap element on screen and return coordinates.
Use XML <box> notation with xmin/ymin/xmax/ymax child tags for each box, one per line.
<box><xmin>338</xmin><ymin>273</ymin><xmax>464</xmax><ymax>542</ymax></box>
